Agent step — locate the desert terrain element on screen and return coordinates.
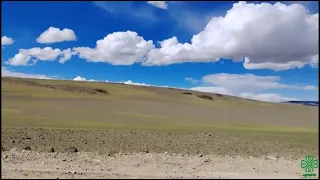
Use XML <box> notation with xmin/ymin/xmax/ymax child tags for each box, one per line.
<box><xmin>1</xmin><ymin>77</ymin><xmax>319</xmax><ymax>179</ymax></box>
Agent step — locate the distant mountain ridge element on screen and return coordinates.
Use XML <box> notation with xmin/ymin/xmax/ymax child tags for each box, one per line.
<box><xmin>283</xmin><ymin>101</ymin><xmax>318</xmax><ymax>106</ymax></box>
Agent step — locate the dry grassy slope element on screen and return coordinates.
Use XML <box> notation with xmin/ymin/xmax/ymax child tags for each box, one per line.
<box><xmin>1</xmin><ymin>77</ymin><xmax>318</xmax><ymax>132</ymax></box>
<box><xmin>1</xmin><ymin>77</ymin><xmax>319</xmax><ymax>158</ymax></box>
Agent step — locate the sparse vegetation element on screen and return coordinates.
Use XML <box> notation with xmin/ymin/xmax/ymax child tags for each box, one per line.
<box><xmin>197</xmin><ymin>95</ymin><xmax>214</xmax><ymax>101</ymax></box>
<box><xmin>182</xmin><ymin>92</ymin><xmax>193</xmax><ymax>95</ymax></box>
<box><xmin>1</xmin><ymin>77</ymin><xmax>318</xmax><ymax>159</ymax></box>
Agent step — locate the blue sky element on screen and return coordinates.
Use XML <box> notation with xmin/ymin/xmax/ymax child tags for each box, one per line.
<box><xmin>1</xmin><ymin>1</ymin><xmax>318</xmax><ymax>102</ymax></box>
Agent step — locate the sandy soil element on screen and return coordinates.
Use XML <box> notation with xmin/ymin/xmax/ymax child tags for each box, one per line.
<box><xmin>2</xmin><ymin>148</ymin><xmax>309</xmax><ymax>179</ymax></box>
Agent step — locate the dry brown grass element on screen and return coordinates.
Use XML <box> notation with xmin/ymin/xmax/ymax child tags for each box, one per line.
<box><xmin>1</xmin><ymin>77</ymin><xmax>318</xmax><ymax>158</ymax></box>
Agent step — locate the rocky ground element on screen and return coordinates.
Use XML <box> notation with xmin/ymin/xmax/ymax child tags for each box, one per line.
<box><xmin>1</xmin><ymin>148</ymin><xmax>309</xmax><ymax>179</ymax></box>
<box><xmin>2</xmin><ymin>127</ymin><xmax>318</xmax><ymax>179</ymax></box>
<box><xmin>2</xmin><ymin>127</ymin><xmax>318</xmax><ymax>159</ymax></box>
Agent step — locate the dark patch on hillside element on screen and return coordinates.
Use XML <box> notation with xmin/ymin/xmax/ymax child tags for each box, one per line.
<box><xmin>246</xmin><ymin>99</ymin><xmax>258</xmax><ymax>102</ymax></box>
<box><xmin>2</xmin><ymin>78</ymin><xmax>110</xmax><ymax>95</ymax></box>
<box><xmin>197</xmin><ymin>95</ymin><xmax>214</xmax><ymax>101</ymax></box>
<box><xmin>182</xmin><ymin>92</ymin><xmax>193</xmax><ymax>95</ymax></box>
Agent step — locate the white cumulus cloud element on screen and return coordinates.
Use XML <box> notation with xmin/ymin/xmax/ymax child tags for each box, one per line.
<box><xmin>73</xmin><ymin>76</ymin><xmax>97</xmax><ymax>82</ymax></box>
<box><xmin>73</xmin><ymin>31</ymin><xmax>154</xmax><ymax>65</ymax></box>
<box><xmin>6</xmin><ymin>47</ymin><xmax>73</xmax><ymax>66</ymax></box>
<box><xmin>191</xmin><ymin>86</ymin><xmax>297</xmax><ymax>102</ymax></box>
<box><xmin>2</xmin><ymin>36</ymin><xmax>14</xmax><ymax>47</ymax></box>
<box><xmin>243</xmin><ymin>58</ymin><xmax>306</xmax><ymax>71</ymax></box>
<box><xmin>73</xmin><ymin>76</ymin><xmax>87</xmax><ymax>81</ymax></box>
<box><xmin>122</xmin><ymin>80</ymin><xmax>151</xmax><ymax>86</ymax></box>
<box><xmin>88</xmin><ymin>79</ymin><xmax>98</xmax><ymax>82</ymax></box>
<box><xmin>59</xmin><ymin>48</ymin><xmax>73</xmax><ymax>64</ymax></box>
<box><xmin>147</xmin><ymin>1</ymin><xmax>168</xmax><ymax>9</ymax></box>
<box><xmin>121</xmin><ymin>80</ymin><xmax>173</xmax><ymax>88</ymax></box>
<box><xmin>143</xmin><ymin>1</ymin><xmax>318</xmax><ymax>70</ymax></box>
<box><xmin>37</xmin><ymin>27</ymin><xmax>77</xmax><ymax>44</ymax></box>
<box><xmin>189</xmin><ymin>73</ymin><xmax>317</xmax><ymax>102</ymax></box>
<box><xmin>72</xmin><ymin>77</ymin><xmax>168</xmax><ymax>88</ymax></box>
<box><xmin>200</xmin><ymin>73</ymin><xmax>318</xmax><ymax>92</ymax></box>
<box><xmin>73</xmin><ymin>77</ymin><xmax>151</xmax><ymax>85</ymax></box>
<box><xmin>239</xmin><ymin>93</ymin><xmax>298</xmax><ymax>102</ymax></box>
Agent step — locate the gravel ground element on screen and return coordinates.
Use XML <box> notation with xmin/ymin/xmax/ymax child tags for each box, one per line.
<box><xmin>2</xmin><ymin>127</ymin><xmax>318</xmax><ymax>159</ymax></box>
<box><xmin>2</xmin><ymin>148</ymin><xmax>311</xmax><ymax>179</ymax></box>
<box><xmin>2</xmin><ymin>127</ymin><xmax>318</xmax><ymax>179</ymax></box>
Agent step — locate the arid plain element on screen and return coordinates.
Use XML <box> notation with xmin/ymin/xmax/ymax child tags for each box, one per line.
<box><xmin>1</xmin><ymin>77</ymin><xmax>318</xmax><ymax>179</ymax></box>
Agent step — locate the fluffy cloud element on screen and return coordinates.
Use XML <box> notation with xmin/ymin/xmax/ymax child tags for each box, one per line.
<box><xmin>59</xmin><ymin>48</ymin><xmax>73</xmax><ymax>63</ymax></box>
<box><xmin>189</xmin><ymin>73</ymin><xmax>317</xmax><ymax>102</ymax></box>
<box><xmin>200</xmin><ymin>73</ymin><xmax>318</xmax><ymax>91</ymax></box>
<box><xmin>72</xmin><ymin>77</ymin><xmax>152</xmax><ymax>85</ymax></box>
<box><xmin>122</xmin><ymin>80</ymin><xmax>174</xmax><ymax>89</ymax></box>
<box><xmin>143</xmin><ymin>1</ymin><xmax>318</xmax><ymax>70</ymax></box>
<box><xmin>73</xmin><ymin>76</ymin><xmax>97</xmax><ymax>82</ymax></box>
<box><xmin>72</xmin><ymin>76</ymin><xmax>168</xmax><ymax>88</ymax></box>
<box><xmin>37</xmin><ymin>27</ymin><xmax>77</xmax><ymax>44</ymax></box>
<box><xmin>243</xmin><ymin>58</ymin><xmax>305</xmax><ymax>71</ymax></box>
<box><xmin>6</xmin><ymin>47</ymin><xmax>73</xmax><ymax>66</ymax></box>
<box><xmin>122</xmin><ymin>80</ymin><xmax>151</xmax><ymax>86</ymax></box>
<box><xmin>147</xmin><ymin>1</ymin><xmax>168</xmax><ymax>9</ymax></box>
<box><xmin>190</xmin><ymin>86</ymin><xmax>297</xmax><ymax>102</ymax></box>
<box><xmin>239</xmin><ymin>93</ymin><xmax>297</xmax><ymax>102</ymax></box>
<box><xmin>73</xmin><ymin>31</ymin><xmax>154</xmax><ymax>65</ymax></box>
<box><xmin>73</xmin><ymin>76</ymin><xmax>87</xmax><ymax>81</ymax></box>
<box><xmin>2</xmin><ymin>67</ymin><xmax>52</xmax><ymax>79</ymax></box>
<box><xmin>2</xmin><ymin>36</ymin><xmax>14</xmax><ymax>46</ymax></box>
